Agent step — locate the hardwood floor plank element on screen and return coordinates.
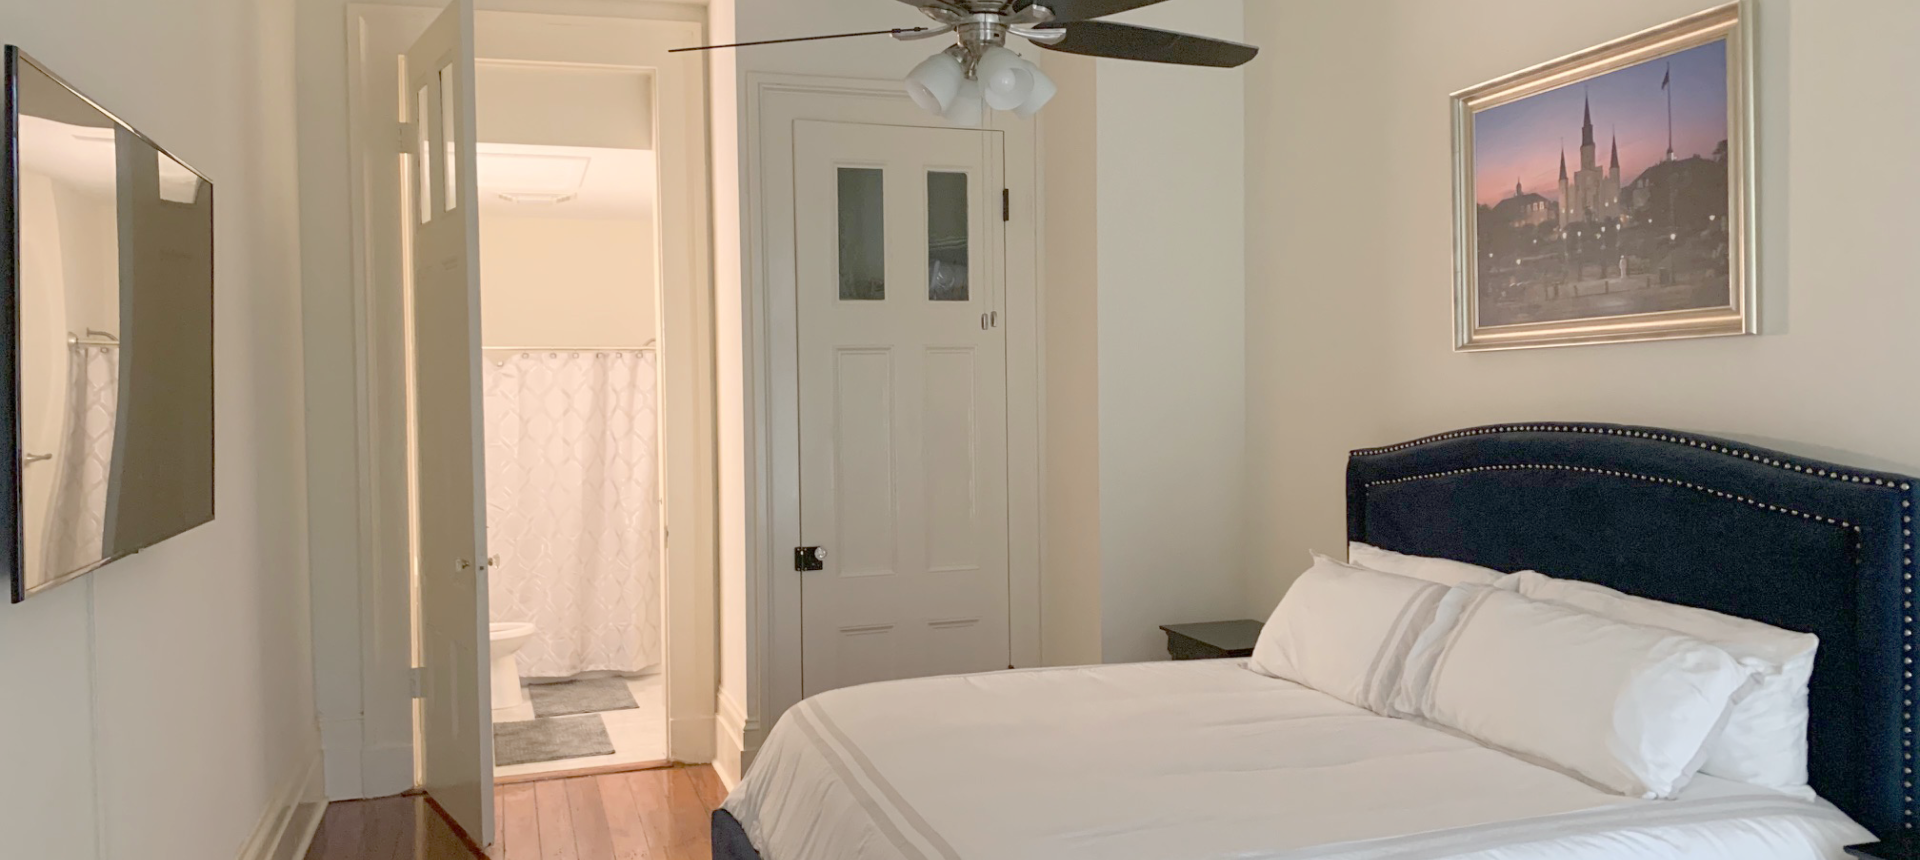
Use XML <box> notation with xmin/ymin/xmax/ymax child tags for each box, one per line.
<box><xmin>363</xmin><ymin>796</ymin><xmax>414</xmax><ymax>860</ymax></box>
<box><xmin>500</xmin><ymin>783</ymin><xmax>544</xmax><ymax>860</ymax></box>
<box><xmin>623</xmin><ymin>768</ymin><xmax>675</xmax><ymax>858</ymax></box>
<box><xmin>686</xmin><ymin>767</ymin><xmax>728</xmax><ymax>811</ymax></box>
<box><xmin>594</xmin><ymin>773</ymin><xmax>652</xmax><ymax>860</ymax></box>
<box><xmin>665</xmin><ymin>768</ymin><xmax>713</xmax><ymax>858</ymax></box>
<box><xmin>486</xmin><ymin>790</ymin><xmax>509</xmax><ymax>860</ymax></box>
<box><xmin>419</xmin><ymin>796</ymin><xmax>488</xmax><ymax>859</ymax></box>
<box><xmin>303</xmin><ymin>798</ymin><xmax>369</xmax><ymax>860</ymax></box>
<box><xmin>565</xmin><ymin>777</ymin><xmax>619</xmax><ymax>860</ymax></box>
<box><xmin>493</xmin><ymin>760</ymin><xmax>673</xmax><ymax>787</ymax></box>
<box><xmin>303</xmin><ymin>768</ymin><xmax>725</xmax><ymax>860</ymax></box>
<box><xmin>533</xmin><ymin>779</ymin><xmax>581</xmax><ymax>860</ymax></box>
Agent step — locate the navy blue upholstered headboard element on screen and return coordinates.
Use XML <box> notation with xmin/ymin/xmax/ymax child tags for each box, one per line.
<box><xmin>1347</xmin><ymin>423</ymin><xmax>1918</xmax><ymax>836</ymax></box>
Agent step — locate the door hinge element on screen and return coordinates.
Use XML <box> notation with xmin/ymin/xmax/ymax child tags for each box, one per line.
<box><xmin>1002</xmin><ymin>188</ymin><xmax>1011</xmax><ymax>222</ymax></box>
<box><xmin>794</xmin><ymin>546</ymin><xmax>827</xmax><ymax>571</ymax></box>
<box><xmin>409</xmin><ymin>667</ymin><xmax>425</xmax><ymax>699</ymax></box>
<box><xmin>396</xmin><ymin>121</ymin><xmax>417</xmax><ymax>155</ymax></box>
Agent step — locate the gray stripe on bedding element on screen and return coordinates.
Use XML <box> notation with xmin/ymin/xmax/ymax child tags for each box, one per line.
<box><xmin>1418</xmin><ymin>587</ymin><xmax>1499</xmax><ymax>717</ymax></box>
<box><xmin>791</xmin><ymin>704</ymin><xmax>933</xmax><ymax>860</ymax></box>
<box><xmin>1363</xmin><ymin>583</ymin><xmax>1445</xmax><ymax>712</ymax></box>
<box><xmin>1262</xmin><ymin>795</ymin><xmax>1855</xmax><ymax>860</ymax></box>
<box><xmin>808</xmin><ymin>700</ymin><xmax>964</xmax><ymax>860</ymax></box>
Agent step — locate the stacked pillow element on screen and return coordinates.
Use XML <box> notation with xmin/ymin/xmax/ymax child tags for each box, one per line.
<box><xmin>1249</xmin><ymin>546</ymin><xmax>1817</xmax><ymax>801</ymax></box>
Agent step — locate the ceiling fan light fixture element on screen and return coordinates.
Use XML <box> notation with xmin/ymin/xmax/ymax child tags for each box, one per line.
<box><xmin>1013</xmin><ymin>66</ymin><xmax>1057</xmax><ymax>118</ymax></box>
<box><xmin>905</xmin><ymin>50</ymin><xmax>966</xmax><ymax>114</ymax></box>
<box><xmin>942</xmin><ymin>78</ymin><xmax>986</xmax><ymax>127</ymax></box>
<box><xmin>976</xmin><ymin>46</ymin><xmax>1037</xmax><ymax>111</ymax></box>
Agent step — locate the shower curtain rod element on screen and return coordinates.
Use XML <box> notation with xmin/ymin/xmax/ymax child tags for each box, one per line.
<box><xmin>482</xmin><ymin>345</ymin><xmax>657</xmax><ymax>353</ymax></box>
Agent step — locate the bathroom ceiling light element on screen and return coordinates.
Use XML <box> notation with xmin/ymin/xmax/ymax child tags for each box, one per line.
<box><xmin>475</xmin><ymin>151</ymin><xmax>590</xmax><ymax>198</ymax></box>
<box><xmin>496</xmin><ymin>191</ymin><xmax>578</xmax><ymax>205</ymax></box>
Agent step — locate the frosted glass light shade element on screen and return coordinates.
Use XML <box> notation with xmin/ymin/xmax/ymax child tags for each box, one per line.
<box><xmin>976</xmin><ymin>46</ymin><xmax>1036</xmax><ymax>111</ymax></box>
<box><xmin>1014</xmin><ymin>66</ymin><xmax>1057</xmax><ymax>118</ymax></box>
<box><xmin>905</xmin><ymin>52</ymin><xmax>965</xmax><ymax>115</ymax></box>
<box><xmin>943</xmin><ymin>79</ymin><xmax>985</xmax><ymax>127</ymax></box>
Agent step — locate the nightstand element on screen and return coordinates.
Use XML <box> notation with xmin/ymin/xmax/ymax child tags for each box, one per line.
<box><xmin>1159</xmin><ymin>620</ymin><xmax>1263</xmax><ymax>660</ymax></box>
<box><xmin>1848</xmin><ymin>834</ymin><xmax>1920</xmax><ymax>859</ymax></box>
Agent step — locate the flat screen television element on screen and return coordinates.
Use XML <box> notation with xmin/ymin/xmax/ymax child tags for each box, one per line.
<box><xmin>3</xmin><ymin>47</ymin><xmax>214</xmax><ymax>601</ymax></box>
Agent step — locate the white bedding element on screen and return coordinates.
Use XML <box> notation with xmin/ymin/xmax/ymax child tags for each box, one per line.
<box><xmin>723</xmin><ymin>660</ymin><xmax>1871</xmax><ymax>860</ymax></box>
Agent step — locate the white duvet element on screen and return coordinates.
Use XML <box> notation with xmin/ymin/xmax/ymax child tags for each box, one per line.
<box><xmin>723</xmin><ymin>660</ymin><xmax>1872</xmax><ymax>860</ymax></box>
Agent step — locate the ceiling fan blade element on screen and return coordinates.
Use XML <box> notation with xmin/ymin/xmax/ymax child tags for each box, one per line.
<box><xmin>670</xmin><ymin>27</ymin><xmax>928</xmax><ymax>53</ymax></box>
<box><xmin>1017</xmin><ymin>0</ymin><xmax>1175</xmax><ymax>23</ymax></box>
<box><xmin>1033</xmin><ymin>21</ymin><xmax>1258</xmax><ymax>67</ymax></box>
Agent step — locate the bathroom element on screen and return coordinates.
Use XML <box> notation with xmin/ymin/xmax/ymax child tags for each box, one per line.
<box><xmin>472</xmin><ymin>61</ymin><xmax>668</xmax><ymax>781</ymax></box>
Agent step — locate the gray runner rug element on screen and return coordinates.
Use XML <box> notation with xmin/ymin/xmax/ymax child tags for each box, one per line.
<box><xmin>493</xmin><ymin>715</ymin><xmax>615</xmax><ymax>766</ymax></box>
<box><xmin>529</xmin><ymin>677</ymin><xmax>640</xmax><ymax>718</ymax></box>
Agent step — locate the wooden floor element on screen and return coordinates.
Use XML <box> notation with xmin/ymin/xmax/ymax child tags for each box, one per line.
<box><xmin>302</xmin><ymin>765</ymin><xmax>728</xmax><ymax>860</ymax></box>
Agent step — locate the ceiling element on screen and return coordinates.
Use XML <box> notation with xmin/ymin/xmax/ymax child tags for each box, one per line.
<box><xmin>476</xmin><ymin>142</ymin><xmax>655</xmax><ymax>222</ymax></box>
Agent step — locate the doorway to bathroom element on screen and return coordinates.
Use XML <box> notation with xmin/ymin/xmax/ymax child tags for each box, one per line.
<box><xmin>473</xmin><ymin>59</ymin><xmax>670</xmax><ymax>781</ymax></box>
<box><xmin>341</xmin><ymin>6</ymin><xmax>716</xmax><ymax>833</ymax></box>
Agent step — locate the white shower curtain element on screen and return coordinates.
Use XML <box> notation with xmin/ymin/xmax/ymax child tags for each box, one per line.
<box><xmin>43</xmin><ymin>343</ymin><xmax>118</xmax><ymax>579</ymax></box>
<box><xmin>483</xmin><ymin>349</ymin><xmax>662</xmax><ymax>678</ymax></box>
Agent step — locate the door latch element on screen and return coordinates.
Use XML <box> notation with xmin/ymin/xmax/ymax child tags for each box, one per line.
<box><xmin>794</xmin><ymin>546</ymin><xmax>828</xmax><ymax>571</ymax></box>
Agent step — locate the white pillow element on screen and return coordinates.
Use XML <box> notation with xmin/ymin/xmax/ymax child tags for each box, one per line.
<box><xmin>1510</xmin><ymin>570</ymin><xmax>1818</xmax><ymax>798</ymax></box>
<box><xmin>1250</xmin><ymin>553</ymin><xmax>1449</xmax><ymax>714</ymax></box>
<box><xmin>1349</xmin><ymin>542</ymin><xmax>1511</xmax><ymax>587</ymax></box>
<box><xmin>1396</xmin><ymin>586</ymin><xmax>1753</xmax><ymax>799</ymax></box>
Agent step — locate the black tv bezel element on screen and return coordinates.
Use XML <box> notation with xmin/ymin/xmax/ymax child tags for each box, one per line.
<box><xmin>4</xmin><ymin>46</ymin><xmax>217</xmax><ymax>602</ymax></box>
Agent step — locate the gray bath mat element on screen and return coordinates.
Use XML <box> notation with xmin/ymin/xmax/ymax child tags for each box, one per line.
<box><xmin>493</xmin><ymin>715</ymin><xmax>614</xmax><ymax>766</ymax></box>
<box><xmin>529</xmin><ymin>677</ymin><xmax>639</xmax><ymax>718</ymax></box>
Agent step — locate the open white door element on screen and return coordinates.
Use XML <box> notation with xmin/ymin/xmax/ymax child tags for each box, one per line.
<box><xmin>404</xmin><ymin>0</ymin><xmax>492</xmax><ymax>845</ymax></box>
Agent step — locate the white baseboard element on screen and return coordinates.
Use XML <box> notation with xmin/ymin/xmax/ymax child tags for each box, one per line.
<box><xmin>670</xmin><ymin>711</ymin><xmax>717</xmax><ymax>764</ymax></box>
<box><xmin>236</xmin><ymin>748</ymin><xmax>328</xmax><ymax>860</ymax></box>
<box><xmin>712</xmin><ymin>688</ymin><xmax>762</xmax><ymax>790</ymax></box>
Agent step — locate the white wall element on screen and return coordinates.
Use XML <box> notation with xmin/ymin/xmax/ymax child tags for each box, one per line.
<box><xmin>1091</xmin><ymin>0</ymin><xmax>1248</xmax><ymax>663</ymax></box>
<box><xmin>1243</xmin><ymin>0</ymin><xmax>1920</xmax><ymax>612</ymax></box>
<box><xmin>0</xmin><ymin>0</ymin><xmax>318</xmax><ymax>857</ymax></box>
<box><xmin>479</xmin><ymin>215</ymin><xmax>658</xmax><ymax>348</ymax></box>
<box><xmin>1038</xmin><ymin>52</ymin><xmax>1103</xmax><ymax>667</ymax></box>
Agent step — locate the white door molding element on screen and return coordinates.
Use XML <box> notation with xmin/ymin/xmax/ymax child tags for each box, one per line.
<box><xmin>740</xmin><ymin>73</ymin><xmax>1041</xmax><ymax>758</ymax></box>
<box><xmin>340</xmin><ymin>4</ymin><xmax>716</xmax><ymax>798</ymax></box>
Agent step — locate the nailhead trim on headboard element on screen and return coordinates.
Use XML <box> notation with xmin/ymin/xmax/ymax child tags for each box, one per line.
<box><xmin>1353</xmin><ymin>423</ymin><xmax>1913</xmax><ymax>490</ymax></box>
<box><xmin>1367</xmin><ymin>464</ymin><xmax>1860</xmax><ymax>531</ymax></box>
<box><xmin>1354</xmin><ymin>422</ymin><xmax>1917</xmax><ymax>828</ymax></box>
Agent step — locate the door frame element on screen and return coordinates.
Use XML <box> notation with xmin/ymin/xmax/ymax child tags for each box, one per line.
<box><xmin>342</xmin><ymin>4</ymin><xmax>717</xmax><ymax>797</ymax></box>
<box><xmin>741</xmin><ymin>73</ymin><xmax>1041</xmax><ymax>767</ymax></box>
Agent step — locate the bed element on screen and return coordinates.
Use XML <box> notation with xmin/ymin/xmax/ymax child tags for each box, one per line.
<box><xmin>715</xmin><ymin>422</ymin><xmax>1919</xmax><ymax>859</ymax></box>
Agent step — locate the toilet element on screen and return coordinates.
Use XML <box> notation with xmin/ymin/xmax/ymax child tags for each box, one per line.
<box><xmin>489</xmin><ymin>621</ymin><xmax>537</xmax><ymax>710</ymax></box>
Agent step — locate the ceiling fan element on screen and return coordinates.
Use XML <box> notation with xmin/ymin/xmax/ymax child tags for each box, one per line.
<box><xmin>672</xmin><ymin>0</ymin><xmax>1259</xmax><ymax>121</ymax></box>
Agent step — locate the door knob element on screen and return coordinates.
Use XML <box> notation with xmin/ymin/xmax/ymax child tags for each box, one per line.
<box><xmin>21</xmin><ymin>452</ymin><xmax>51</xmax><ymax>466</ymax></box>
<box><xmin>487</xmin><ymin>555</ymin><xmax>500</xmax><ymax>568</ymax></box>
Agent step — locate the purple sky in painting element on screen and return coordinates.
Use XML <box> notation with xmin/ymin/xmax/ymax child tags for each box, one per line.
<box><xmin>1474</xmin><ymin>40</ymin><xmax>1727</xmax><ymax>207</ymax></box>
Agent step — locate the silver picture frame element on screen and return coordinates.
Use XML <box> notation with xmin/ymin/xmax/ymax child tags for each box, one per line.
<box><xmin>1452</xmin><ymin>1</ymin><xmax>1754</xmax><ymax>351</ymax></box>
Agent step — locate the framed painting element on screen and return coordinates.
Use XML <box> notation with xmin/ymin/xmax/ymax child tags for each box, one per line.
<box><xmin>1452</xmin><ymin>2</ymin><xmax>1754</xmax><ymax>351</ymax></box>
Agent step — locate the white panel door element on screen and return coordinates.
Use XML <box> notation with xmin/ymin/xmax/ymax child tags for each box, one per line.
<box><xmin>796</xmin><ymin>120</ymin><xmax>1009</xmax><ymax>696</ymax></box>
<box><xmin>404</xmin><ymin>0</ymin><xmax>493</xmax><ymax>844</ymax></box>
